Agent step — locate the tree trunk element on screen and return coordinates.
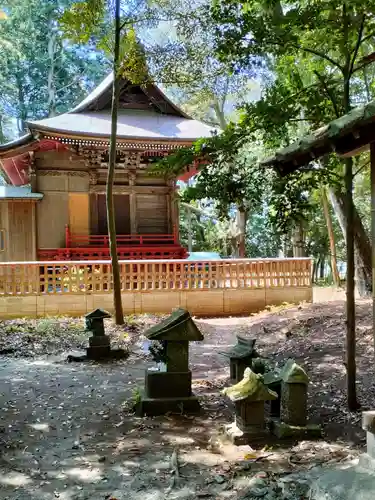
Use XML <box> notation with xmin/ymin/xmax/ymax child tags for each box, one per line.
<box><xmin>0</xmin><ymin>114</ymin><xmax>5</xmax><ymax>144</ymax></box>
<box><xmin>47</xmin><ymin>18</ymin><xmax>57</xmax><ymax>117</ymax></box>
<box><xmin>312</xmin><ymin>260</ymin><xmax>317</xmax><ymax>283</ymax></box>
<box><xmin>236</xmin><ymin>207</ymin><xmax>247</xmax><ymax>258</ymax></box>
<box><xmin>16</xmin><ymin>71</ymin><xmax>27</xmax><ymax>135</ymax></box>
<box><xmin>319</xmin><ymin>256</ymin><xmax>325</xmax><ymax>280</ymax></box>
<box><xmin>328</xmin><ymin>188</ymin><xmax>372</xmax><ymax>295</ymax></box>
<box><xmin>321</xmin><ymin>187</ymin><xmax>340</xmax><ymax>286</ymax></box>
<box><xmin>291</xmin><ymin>221</ymin><xmax>306</xmax><ymax>257</ymax></box>
<box><xmin>107</xmin><ymin>0</ymin><xmax>124</xmax><ymax>325</ymax></box>
<box><xmin>187</xmin><ymin>207</ymin><xmax>193</xmax><ymax>253</ymax></box>
<box><xmin>212</xmin><ymin>95</ymin><xmax>227</xmax><ymax>129</ymax></box>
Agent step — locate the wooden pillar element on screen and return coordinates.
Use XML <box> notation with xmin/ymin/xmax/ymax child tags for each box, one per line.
<box><xmin>31</xmin><ymin>202</ymin><xmax>37</xmax><ymax>261</ymax></box>
<box><xmin>371</xmin><ymin>142</ymin><xmax>375</xmax><ymax>366</ymax></box>
<box><xmin>129</xmin><ymin>173</ymin><xmax>137</xmax><ymax>234</ymax></box>
<box><xmin>89</xmin><ymin>193</ymin><xmax>99</xmax><ymax>235</ymax></box>
<box><xmin>172</xmin><ymin>182</ymin><xmax>180</xmax><ymax>243</ymax></box>
<box><xmin>345</xmin><ymin>156</ymin><xmax>358</xmax><ymax>410</ymax></box>
<box><xmin>130</xmin><ymin>193</ymin><xmax>137</xmax><ymax>234</ymax></box>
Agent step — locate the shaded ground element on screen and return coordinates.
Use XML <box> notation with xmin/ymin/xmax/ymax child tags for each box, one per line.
<box><xmin>0</xmin><ymin>298</ymin><xmax>372</xmax><ymax>499</ymax></box>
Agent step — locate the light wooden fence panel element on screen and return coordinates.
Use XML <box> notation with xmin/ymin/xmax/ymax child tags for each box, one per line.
<box><xmin>0</xmin><ymin>258</ymin><xmax>312</xmax><ymax>318</ymax></box>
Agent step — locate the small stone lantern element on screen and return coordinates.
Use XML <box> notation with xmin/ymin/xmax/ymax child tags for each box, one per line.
<box><xmin>271</xmin><ymin>359</ymin><xmax>321</xmax><ymax>438</ymax></box>
<box><xmin>85</xmin><ymin>308</ymin><xmax>111</xmax><ymax>360</ymax></box>
<box><xmin>219</xmin><ymin>336</ymin><xmax>258</xmax><ymax>383</ymax></box>
<box><xmin>136</xmin><ymin>308</ymin><xmax>204</xmax><ymax>416</ymax></box>
<box><xmin>222</xmin><ymin>367</ymin><xmax>278</xmax><ymax>445</ymax></box>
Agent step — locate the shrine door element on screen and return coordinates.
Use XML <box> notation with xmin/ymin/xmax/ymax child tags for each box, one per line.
<box><xmin>97</xmin><ymin>194</ymin><xmax>131</xmax><ymax>235</ymax></box>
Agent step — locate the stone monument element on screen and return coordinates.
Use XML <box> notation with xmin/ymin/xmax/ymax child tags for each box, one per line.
<box><xmin>84</xmin><ymin>308</ymin><xmax>127</xmax><ymax>361</ymax></box>
<box><xmin>85</xmin><ymin>308</ymin><xmax>112</xmax><ymax>359</ymax></box>
<box><xmin>270</xmin><ymin>359</ymin><xmax>321</xmax><ymax>438</ymax></box>
<box><xmin>222</xmin><ymin>367</ymin><xmax>278</xmax><ymax>444</ymax></box>
<box><xmin>136</xmin><ymin>308</ymin><xmax>204</xmax><ymax>416</ymax></box>
<box><xmin>219</xmin><ymin>336</ymin><xmax>259</xmax><ymax>383</ymax></box>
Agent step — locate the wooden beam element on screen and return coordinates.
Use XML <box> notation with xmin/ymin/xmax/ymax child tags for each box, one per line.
<box><xmin>90</xmin><ymin>185</ymin><xmax>170</xmax><ymax>194</ymax></box>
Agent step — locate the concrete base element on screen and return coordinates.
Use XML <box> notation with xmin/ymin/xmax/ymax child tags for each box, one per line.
<box><xmin>225</xmin><ymin>422</ymin><xmax>269</xmax><ymax>445</ymax></box>
<box><xmin>136</xmin><ymin>395</ymin><xmax>201</xmax><ymax>417</ymax></box>
<box><xmin>271</xmin><ymin>419</ymin><xmax>322</xmax><ymax>439</ymax></box>
<box><xmin>86</xmin><ymin>347</ymin><xmax>127</xmax><ymax>361</ymax></box>
<box><xmin>145</xmin><ymin>371</ymin><xmax>192</xmax><ymax>398</ymax></box>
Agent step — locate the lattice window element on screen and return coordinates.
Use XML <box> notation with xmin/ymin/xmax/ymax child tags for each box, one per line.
<box><xmin>0</xmin><ymin>229</ymin><xmax>5</xmax><ymax>251</ymax></box>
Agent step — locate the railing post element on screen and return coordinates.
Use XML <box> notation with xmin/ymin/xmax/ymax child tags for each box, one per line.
<box><xmin>65</xmin><ymin>225</ymin><xmax>71</xmax><ymax>248</ymax></box>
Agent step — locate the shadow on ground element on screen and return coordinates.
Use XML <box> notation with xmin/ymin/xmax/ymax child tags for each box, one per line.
<box><xmin>0</xmin><ymin>299</ymin><xmax>371</xmax><ymax>499</ymax></box>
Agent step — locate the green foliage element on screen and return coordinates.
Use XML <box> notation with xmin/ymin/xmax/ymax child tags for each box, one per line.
<box><xmin>59</xmin><ymin>0</ymin><xmax>106</xmax><ymax>43</ymax></box>
<box><xmin>0</xmin><ymin>0</ymin><xmax>109</xmax><ymax>138</ymax></box>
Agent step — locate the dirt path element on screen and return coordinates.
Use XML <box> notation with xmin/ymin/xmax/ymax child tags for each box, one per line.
<box><xmin>0</xmin><ymin>300</ymin><xmax>371</xmax><ymax>499</ymax></box>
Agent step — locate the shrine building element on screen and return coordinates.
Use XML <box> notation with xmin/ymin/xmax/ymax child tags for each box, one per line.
<box><xmin>0</xmin><ymin>74</ymin><xmax>215</xmax><ymax>262</ymax></box>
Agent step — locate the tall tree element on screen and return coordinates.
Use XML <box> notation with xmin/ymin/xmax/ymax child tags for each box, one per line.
<box><xmin>61</xmin><ymin>0</ymin><xmax>152</xmax><ymax>324</ymax></box>
<box><xmin>209</xmin><ymin>0</ymin><xmax>375</xmax><ymax>409</ymax></box>
<box><xmin>0</xmin><ymin>0</ymin><xmax>109</xmax><ymax>139</ymax></box>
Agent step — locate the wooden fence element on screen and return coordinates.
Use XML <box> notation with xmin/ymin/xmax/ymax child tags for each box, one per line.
<box><xmin>0</xmin><ymin>258</ymin><xmax>312</xmax><ymax>318</ymax></box>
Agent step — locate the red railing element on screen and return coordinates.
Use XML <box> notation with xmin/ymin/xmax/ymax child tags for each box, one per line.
<box><xmin>39</xmin><ymin>225</ymin><xmax>186</xmax><ymax>261</ymax></box>
<box><xmin>65</xmin><ymin>225</ymin><xmax>178</xmax><ymax>248</ymax></box>
<box><xmin>38</xmin><ymin>246</ymin><xmax>188</xmax><ymax>261</ymax></box>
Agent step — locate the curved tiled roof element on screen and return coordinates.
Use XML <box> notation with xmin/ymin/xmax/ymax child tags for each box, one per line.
<box><xmin>28</xmin><ymin>109</ymin><xmax>216</xmax><ymax>141</ymax></box>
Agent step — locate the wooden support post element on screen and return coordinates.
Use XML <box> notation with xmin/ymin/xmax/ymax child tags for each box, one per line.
<box><xmin>129</xmin><ymin>193</ymin><xmax>137</xmax><ymax>234</ymax></box>
<box><xmin>129</xmin><ymin>173</ymin><xmax>137</xmax><ymax>235</ymax></box>
<box><xmin>371</xmin><ymin>142</ymin><xmax>375</xmax><ymax>367</ymax></box>
<box><xmin>65</xmin><ymin>224</ymin><xmax>71</xmax><ymax>248</ymax></box>
<box><xmin>345</xmin><ymin>156</ymin><xmax>358</xmax><ymax>410</ymax></box>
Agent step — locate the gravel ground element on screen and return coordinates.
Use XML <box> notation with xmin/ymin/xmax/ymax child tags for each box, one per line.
<box><xmin>0</xmin><ymin>300</ymin><xmax>370</xmax><ymax>499</ymax></box>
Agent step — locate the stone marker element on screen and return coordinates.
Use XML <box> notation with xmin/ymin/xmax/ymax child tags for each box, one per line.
<box><xmin>85</xmin><ymin>308</ymin><xmax>111</xmax><ymax>359</ymax></box>
<box><xmin>359</xmin><ymin>411</ymin><xmax>375</xmax><ymax>470</ymax></box>
<box><xmin>85</xmin><ymin>308</ymin><xmax>126</xmax><ymax>361</ymax></box>
<box><xmin>222</xmin><ymin>367</ymin><xmax>278</xmax><ymax>445</ymax></box>
<box><xmin>219</xmin><ymin>336</ymin><xmax>258</xmax><ymax>383</ymax></box>
<box><xmin>136</xmin><ymin>308</ymin><xmax>204</xmax><ymax>416</ymax></box>
<box><xmin>263</xmin><ymin>369</ymin><xmax>282</xmax><ymax>418</ymax></box>
<box><xmin>271</xmin><ymin>359</ymin><xmax>321</xmax><ymax>439</ymax></box>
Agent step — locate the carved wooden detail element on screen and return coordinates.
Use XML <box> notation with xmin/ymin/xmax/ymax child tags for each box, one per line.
<box><xmin>89</xmin><ymin>170</ymin><xmax>98</xmax><ymax>186</ymax></box>
<box><xmin>37</xmin><ymin>170</ymin><xmax>89</xmax><ymax>177</ymax></box>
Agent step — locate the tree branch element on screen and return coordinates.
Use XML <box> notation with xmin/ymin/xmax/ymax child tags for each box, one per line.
<box><xmin>313</xmin><ymin>70</ymin><xmax>341</xmax><ymax>118</ymax></box>
<box><xmin>353</xmin><ymin>159</ymin><xmax>370</xmax><ymax>177</ymax></box>
<box><xmin>287</xmin><ymin>43</ymin><xmax>343</xmax><ymax>70</ymax></box>
<box><xmin>348</xmin><ymin>14</ymin><xmax>366</xmax><ymax>77</ymax></box>
<box><xmin>358</xmin><ymin>31</ymin><xmax>375</xmax><ymax>47</ymax></box>
<box><xmin>352</xmin><ymin>57</ymin><xmax>375</xmax><ymax>74</ymax></box>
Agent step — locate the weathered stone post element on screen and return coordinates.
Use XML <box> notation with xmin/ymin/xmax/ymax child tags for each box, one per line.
<box><xmin>136</xmin><ymin>308</ymin><xmax>204</xmax><ymax>416</ymax></box>
<box><xmin>81</xmin><ymin>308</ymin><xmax>127</xmax><ymax>361</ymax></box>
<box><xmin>219</xmin><ymin>336</ymin><xmax>258</xmax><ymax>383</ymax></box>
<box><xmin>271</xmin><ymin>359</ymin><xmax>321</xmax><ymax>438</ymax></box>
<box><xmin>263</xmin><ymin>371</ymin><xmax>282</xmax><ymax>419</ymax></box>
<box><xmin>85</xmin><ymin>308</ymin><xmax>111</xmax><ymax>360</ymax></box>
<box><xmin>222</xmin><ymin>367</ymin><xmax>278</xmax><ymax>444</ymax></box>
